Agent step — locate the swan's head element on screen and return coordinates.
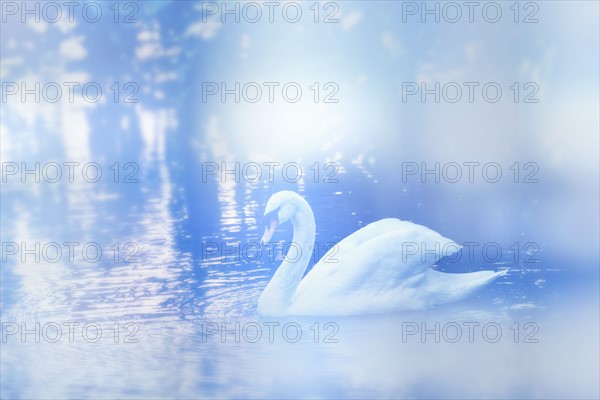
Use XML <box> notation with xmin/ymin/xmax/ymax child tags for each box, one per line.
<box><xmin>261</xmin><ymin>191</ymin><xmax>307</xmax><ymax>244</ymax></box>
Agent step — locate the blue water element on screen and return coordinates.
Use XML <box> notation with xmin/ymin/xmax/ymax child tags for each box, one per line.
<box><xmin>2</xmin><ymin>157</ymin><xmax>597</xmax><ymax>398</ymax></box>
<box><xmin>1</xmin><ymin>1</ymin><xmax>599</xmax><ymax>398</ymax></box>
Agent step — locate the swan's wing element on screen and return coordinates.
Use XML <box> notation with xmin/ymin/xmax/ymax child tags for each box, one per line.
<box><xmin>295</xmin><ymin>219</ymin><xmax>459</xmax><ymax>301</ymax></box>
<box><xmin>316</xmin><ymin>218</ymin><xmax>435</xmax><ymax>264</ymax></box>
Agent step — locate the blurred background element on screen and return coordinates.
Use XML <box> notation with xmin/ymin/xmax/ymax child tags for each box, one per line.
<box><xmin>1</xmin><ymin>1</ymin><xmax>598</xmax><ymax>398</ymax></box>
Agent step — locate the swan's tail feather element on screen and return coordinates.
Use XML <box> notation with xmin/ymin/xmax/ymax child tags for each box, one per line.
<box><xmin>422</xmin><ymin>268</ymin><xmax>507</xmax><ymax>306</ymax></box>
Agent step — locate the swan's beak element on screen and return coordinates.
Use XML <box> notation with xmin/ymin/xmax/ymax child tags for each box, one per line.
<box><xmin>261</xmin><ymin>217</ymin><xmax>278</xmax><ymax>245</ymax></box>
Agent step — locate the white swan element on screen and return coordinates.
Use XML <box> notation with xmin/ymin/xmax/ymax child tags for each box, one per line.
<box><xmin>257</xmin><ymin>191</ymin><xmax>506</xmax><ymax>316</ymax></box>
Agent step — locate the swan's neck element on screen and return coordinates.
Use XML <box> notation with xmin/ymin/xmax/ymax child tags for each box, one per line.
<box><xmin>258</xmin><ymin>203</ymin><xmax>315</xmax><ymax>316</ymax></box>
